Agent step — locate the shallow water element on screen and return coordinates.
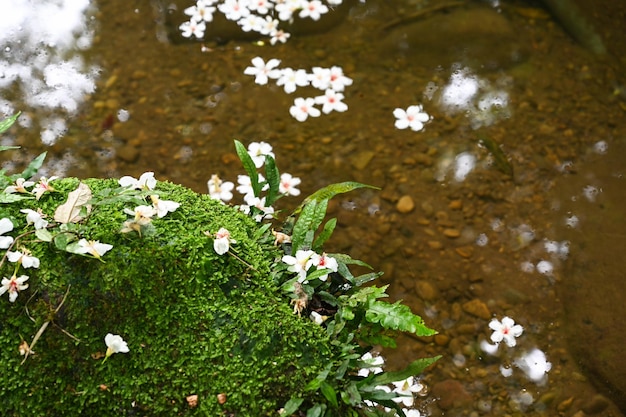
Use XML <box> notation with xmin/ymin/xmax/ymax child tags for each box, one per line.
<box><xmin>2</xmin><ymin>0</ymin><xmax>626</xmax><ymax>415</ymax></box>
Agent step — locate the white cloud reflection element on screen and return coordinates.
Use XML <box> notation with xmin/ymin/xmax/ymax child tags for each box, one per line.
<box><xmin>0</xmin><ymin>0</ymin><xmax>98</xmax><ymax>145</ymax></box>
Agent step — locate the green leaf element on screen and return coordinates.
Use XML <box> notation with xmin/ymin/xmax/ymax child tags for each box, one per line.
<box><xmin>291</xmin><ymin>199</ymin><xmax>318</xmax><ymax>252</ymax></box>
<box><xmin>264</xmin><ymin>155</ymin><xmax>280</xmax><ymax>206</ymax></box>
<box><xmin>0</xmin><ymin>146</ymin><xmax>20</xmax><ymax>152</ymax></box>
<box><xmin>366</xmin><ymin>356</ymin><xmax>441</xmax><ymax>387</ymax></box>
<box><xmin>35</xmin><ymin>229</ymin><xmax>53</xmax><ymax>242</ymax></box>
<box><xmin>305</xmin><ymin>364</ymin><xmax>332</xmax><ymax>391</ymax></box>
<box><xmin>353</xmin><ymin>272</ymin><xmax>383</xmax><ymax>286</ymax></box>
<box><xmin>294</xmin><ymin>182</ymin><xmax>379</xmax><ymax>215</ymax></box>
<box><xmin>340</xmin><ymin>382</ymin><xmax>362</xmax><ymax>406</ymax></box>
<box><xmin>329</xmin><ymin>253</ymin><xmax>372</xmax><ymax>269</ymax></box>
<box><xmin>14</xmin><ymin>152</ymin><xmax>46</xmax><ymax>180</ymax></box>
<box><xmin>365</xmin><ymin>300</ymin><xmax>437</xmax><ymax>336</ymax></box>
<box><xmin>279</xmin><ymin>397</ymin><xmax>304</xmax><ymax>416</ymax></box>
<box><xmin>0</xmin><ymin>112</ymin><xmax>20</xmax><ymax>135</ymax></box>
<box><xmin>312</xmin><ymin>218</ymin><xmax>336</xmax><ymax>252</ymax></box>
<box><xmin>0</xmin><ymin>193</ymin><xmax>34</xmax><ymax>203</ymax></box>
<box><xmin>234</xmin><ymin>140</ymin><xmax>261</xmax><ymax>197</ymax></box>
<box><xmin>306</xmin><ymin>403</ymin><xmax>326</xmax><ymax>417</ymax></box>
<box><xmin>319</xmin><ymin>381</ymin><xmax>338</xmax><ymax>408</ymax></box>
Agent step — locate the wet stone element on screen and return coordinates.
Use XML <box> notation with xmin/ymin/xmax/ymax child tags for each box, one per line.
<box><xmin>581</xmin><ymin>394</ymin><xmax>611</xmax><ymax>415</ymax></box>
<box><xmin>116</xmin><ymin>144</ymin><xmax>139</xmax><ymax>163</ymax></box>
<box><xmin>462</xmin><ymin>298</ymin><xmax>491</xmax><ymax>320</ymax></box>
<box><xmin>351</xmin><ymin>150</ymin><xmax>376</xmax><ymax>170</ymax></box>
<box><xmin>415</xmin><ymin>280</ymin><xmax>438</xmax><ymax>301</ymax></box>
<box><xmin>443</xmin><ymin>228</ymin><xmax>461</xmax><ymax>238</ymax></box>
<box><xmin>431</xmin><ymin>379</ymin><xmax>473</xmax><ymax>411</ymax></box>
<box><xmin>396</xmin><ymin>195</ymin><xmax>415</xmax><ymax>213</ymax></box>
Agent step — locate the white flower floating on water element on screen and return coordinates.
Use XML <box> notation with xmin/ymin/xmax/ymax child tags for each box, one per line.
<box><xmin>0</xmin><ymin>275</ymin><xmax>29</xmax><ymax>302</ymax></box>
<box><xmin>244</xmin><ymin>58</ymin><xmax>353</xmax><ymax>121</ymax></box>
<box><xmin>393</xmin><ymin>105</ymin><xmax>431</xmax><ymax>132</ymax></box>
<box><xmin>104</xmin><ymin>333</ymin><xmax>129</xmax><ymax>362</ymax></box>
<box><xmin>514</xmin><ymin>348</ymin><xmax>552</xmax><ymax>384</ymax></box>
<box><xmin>489</xmin><ymin>316</ymin><xmax>523</xmax><ymax>347</ymax></box>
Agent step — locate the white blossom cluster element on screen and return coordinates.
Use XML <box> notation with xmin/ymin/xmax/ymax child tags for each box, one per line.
<box><xmin>179</xmin><ymin>0</ymin><xmax>345</xmax><ymax>44</ymax></box>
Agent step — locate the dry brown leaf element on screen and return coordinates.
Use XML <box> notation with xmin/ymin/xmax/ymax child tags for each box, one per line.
<box><xmin>54</xmin><ymin>182</ymin><xmax>92</xmax><ymax>223</ymax></box>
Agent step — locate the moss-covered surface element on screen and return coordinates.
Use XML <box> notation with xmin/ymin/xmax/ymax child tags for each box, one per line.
<box><xmin>0</xmin><ymin>178</ymin><xmax>332</xmax><ymax>415</ymax></box>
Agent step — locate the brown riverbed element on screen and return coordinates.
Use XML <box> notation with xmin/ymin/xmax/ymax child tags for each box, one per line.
<box><xmin>3</xmin><ymin>0</ymin><xmax>626</xmax><ymax>415</ymax></box>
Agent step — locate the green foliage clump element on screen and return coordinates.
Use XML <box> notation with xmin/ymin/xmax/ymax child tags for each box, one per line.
<box><xmin>0</xmin><ymin>178</ymin><xmax>332</xmax><ymax>416</ymax></box>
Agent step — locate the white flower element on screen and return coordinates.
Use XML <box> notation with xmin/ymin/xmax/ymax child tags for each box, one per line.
<box><xmin>258</xmin><ymin>15</ymin><xmax>279</xmax><ymax>35</ymax></box>
<box><xmin>119</xmin><ymin>172</ymin><xmax>157</xmax><ymax>190</ymax></box>
<box><xmin>315</xmin><ymin>89</ymin><xmax>348</xmax><ymax>114</ymax></box>
<box><xmin>310</xmin><ymin>252</ymin><xmax>338</xmax><ymax>281</ymax></box>
<box><xmin>238</xmin><ymin>14</ymin><xmax>264</xmax><ymax>32</ymax></box>
<box><xmin>213</xmin><ymin>227</ymin><xmax>236</xmax><ymax>255</ymax></box>
<box><xmin>207</xmin><ymin>174</ymin><xmax>235</xmax><ymax>202</ymax></box>
<box><xmin>299</xmin><ymin>0</ymin><xmax>329</xmax><ymax>20</ymax></box>
<box><xmin>236</xmin><ymin>173</ymin><xmax>268</xmax><ymax>199</ymax></box>
<box><xmin>0</xmin><ymin>218</ymin><xmax>14</xmax><ymax>249</ymax></box>
<box><xmin>218</xmin><ymin>0</ymin><xmax>251</xmax><ymax>21</ymax></box>
<box><xmin>480</xmin><ymin>339</ymin><xmax>500</xmax><ymax>355</ymax></box>
<box><xmin>403</xmin><ymin>409</ymin><xmax>421</xmax><ymax>417</ymax></box>
<box><xmin>282</xmin><ymin>250</ymin><xmax>316</xmax><ymax>282</ymax></box>
<box><xmin>394</xmin><ymin>105</ymin><xmax>431</xmax><ymax>132</ymax></box>
<box><xmin>179</xmin><ymin>19</ymin><xmax>206</xmax><ymax>38</ymax></box>
<box><xmin>104</xmin><ymin>333</ymin><xmax>129</xmax><ymax>359</ymax></box>
<box><xmin>33</xmin><ymin>176</ymin><xmax>58</xmax><ymax>200</ymax></box>
<box><xmin>279</xmin><ymin>173</ymin><xmax>301</xmax><ymax>196</ymax></box>
<box><xmin>489</xmin><ymin>316</ymin><xmax>523</xmax><ymax>347</ymax></box>
<box><xmin>247</xmin><ymin>142</ymin><xmax>275</xmax><ymax>168</ymax></box>
<box><xmin>75</xmin><ymin>239</ymin><xmax>113</xmax><ymax>259</ymax></box>
<box><xmin>150</xmin><ymin>195</ymin><xmax>180</xmax><ymax>218</ymax></box>
<box><xmin>0</xmin><ymin>275</ymin><xmax>29</xmax><ymax>302</ymax></box>
<box><xmin>4</xmin><ymin>178</ymin><xmax>35</xmax><ymax>194</ymax></box>
<box><xmin>514</xmin><ymin>348</ymin><xmax>552</xmax><ymax>383</ymax></box>
<box><xmin>328</xmin><ymin>66</ymin><xmax>353</xmax><ymax>92</ymax></box>
<box><xmin>309</xmin><ymin>66</ymin><xmax>331</xmax><ymax>90</ymax></box>
<box><xmin>20</xmin><ymin>209</ymin><xmax>48</xmax><ymax>230</ymax></box>
<box><xmin>7</xmin><ymin>250</ymin><xmax>40</xmax><ymax>269</ymax></box>
<box><xmin>244</xmin><ymin>57</ymin><xmax>282</xmax><ymax>86</ymax></box>
<box><xmin>270</xmin><ymin>29</ymin><xmax>290</xmax><ymax>45</ymax></box>
<box><xmin>391</xmin><ymin>376</ymin><xmax>423</xmax><ymax>407</ymax></box>
<box><xmin>248</xmin><ymin>0</ymin><xmax>273</xmax><ymax>15</ymax></box>
<box><xmin>276</xmin><ymin>68</ymin><xmax>309</xmax><ymax>94</ymax></box>
<box><xmin>310</xmin><ymin>311</ymin><xmax>326</xmax><ymax>325</ymax></box>
<box><xmin>275</xmin><ymin>0</ymin><xmax>300</xmax><ymax>21</ymax></box>
<box><xmin>184</xmin><ymin>3</ymin><xmax>216</xmax><ymax>22</ymax></box>
<box><xmin>358</xmin><ymin>352</ymin><xmax>384</xmax><ymax>377</ymax></box>
<box><xmin>289</xmin><ymin>97</ymin><xmax>321</xmax><ymax>122</ymax></box>
<box><xmin>124</xmin><ymin>205</ymin><xmax>157</xmax><ymax>225</ymax></box>
<box><xmin>240</xmin><ymin>196</ymin><xmax>274</xmax><ymax>222</ymax></box>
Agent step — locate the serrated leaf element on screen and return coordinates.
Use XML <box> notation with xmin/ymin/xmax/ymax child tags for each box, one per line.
<box><xmin>54</xmin><ymin>182</ymin><xmax>92</xmax><ymax>223</ymax></box>
<box><xmin>234</xmin><ymin>140</ymin><xmax>261</xmax><ymax>197</ymax></box>
<box><xmin>0</xmin><ymin>112</ymin><xmax>20</xmax><ymax>135</ymax></box>
<box><xmin>365</xmin><ymin>300</ymin><xmax>436</xmax><ymax>336</ymax></box>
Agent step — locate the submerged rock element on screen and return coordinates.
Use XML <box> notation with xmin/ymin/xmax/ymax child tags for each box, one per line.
<box><xmin>379</xmin><ymin>6</ymin><xmax>528</xmax><ymax>71</ymax></box>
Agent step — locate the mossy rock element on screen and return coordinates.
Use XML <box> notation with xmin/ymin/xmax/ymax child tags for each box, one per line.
<box><xmin>0</xmin><ymin>178</ymin><xmax>332</xmax><ymax>415</ymax></box>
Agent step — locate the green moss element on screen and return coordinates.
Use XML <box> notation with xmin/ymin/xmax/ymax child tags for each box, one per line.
<box><xmin>0</xmin><ymin>179</ymin><xmax>332</xmax><ymax>415</ymax></box>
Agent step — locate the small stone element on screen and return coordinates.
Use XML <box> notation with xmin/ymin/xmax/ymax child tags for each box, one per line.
<box><xmin>415</xmin><ymin>280</ymin><xmax>438</xmax><ymax>301</ymax></box>
<box><xmin>582</xmin><ymin>394</ymin><xmax>610</xmax><ymax>415</ymax></box>
<box><xmin>434</xmin><ymin>334</ymin><xmax>450</xmax><ymax>346</ymax></box>
<box><xmin>462</xmin><ymin>298</ymin><xmax>491</xmax><ymax>319</ymax></box>
<box><xmin>427</xmin><ymin>240</ymin><xmax>443</xmax><ymax>250</ymax></box>
<box><xmin>396</xmin><ymin>195</ymin><xmax>415</xmax><ymax>213</ymax></box>
<box><xmin>443</xmin><ymin>228</ymin><xmax>461</xmax><ymax>238</ymax></box>
<box><xmin>449</xmin><ymin>200</ymin><xmax>463</xmax><ymax>210</ymax></box>
<box><xmin>455</xmin><ymin>246</ymin><xmax>474</xmax><ymax>258</ymax></box>
<box><xmin>431</xmin><ymin>379</ymin><xmax>473</xmax><ymax>410</ymax></box>
<box><xmin>117</xmin><ymin>145</ymin><xmax>139</xmax><ymax>163</ymax></box>
<box><xmin>351</xmin><ymin>150</ymin><xmax>376</xmax><ymax>170</ymax></box>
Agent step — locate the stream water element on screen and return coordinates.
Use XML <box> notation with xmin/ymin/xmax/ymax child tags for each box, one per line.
<box><xmin>2</xmin><ymin>0</ymin><xmax>626</xmax><ymax>416</ymax></box>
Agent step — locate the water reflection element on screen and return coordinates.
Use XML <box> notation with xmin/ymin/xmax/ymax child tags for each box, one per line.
<box><xmin>1</xmin><ymin>0</ymin><xmax>97</xmax><ymax>145</ymax></box>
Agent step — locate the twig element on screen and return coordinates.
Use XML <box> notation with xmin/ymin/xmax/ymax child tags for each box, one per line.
<box><xmin>381</xmin><ymin>1</ymin><xmax>465</xmax><ymax>32</ymax></box>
